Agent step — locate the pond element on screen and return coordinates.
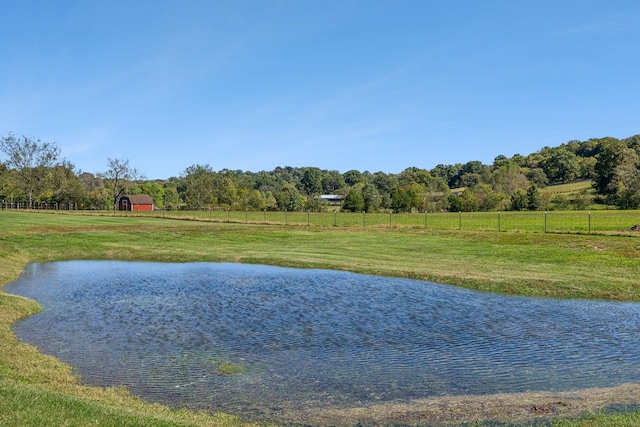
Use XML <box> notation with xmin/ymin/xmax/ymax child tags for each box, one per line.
<box><xmin>5</xmin><ymin>261</ymin><xmax>640</xmax><ymax>425</ymax></box>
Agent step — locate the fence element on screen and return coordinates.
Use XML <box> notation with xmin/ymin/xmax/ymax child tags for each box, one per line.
<box><xmin>1</xmin><ymin>200</ymin><xmax>79</xmax><ymax>210</ymax></box>
<box><xmin>90</xmin><ymin>208</ymin><xmax>640</xmax><ymax>235</ymax></box>
<box><xmin>4</xmin><ymin>200</ymin><xmax>639</xmax><ymax>235</ymax></box>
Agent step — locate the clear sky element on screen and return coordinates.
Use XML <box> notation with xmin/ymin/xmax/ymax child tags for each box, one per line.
<box><xmin>1</xmin><ymin>1</ymin><xmax>639</xmax><ymax>179</ymax></box>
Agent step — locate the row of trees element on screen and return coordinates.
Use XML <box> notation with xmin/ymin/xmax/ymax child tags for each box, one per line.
<box><xmin>1</xmin><ymin>133</ymin><xmax>640</xmax><ymax>212</ymax></box>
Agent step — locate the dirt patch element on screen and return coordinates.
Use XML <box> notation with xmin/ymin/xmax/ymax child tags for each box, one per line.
<box><xmin>267</xmin><ymin>383</ymin><xmax>640</xmax><ymax>426</ymax></box>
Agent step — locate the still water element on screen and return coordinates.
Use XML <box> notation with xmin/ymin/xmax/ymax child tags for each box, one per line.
<box><xmin>6</xmin><ymin>261</ymin><xmax>640</xmax><ymax>423</ymax></box>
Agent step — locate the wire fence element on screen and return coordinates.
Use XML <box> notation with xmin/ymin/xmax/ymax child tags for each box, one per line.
<box><xmin>5</xmin><ymin>200</ymin><xmax>637</xmax><ymax>236</ymax></box>
<box><xmin>141</xmin><ymin>209</ymin><xmax>640</xmax><ymax>234</ymax></box>
<box><xmin>1</xmin><ymin>201</ymin><xmax>80</xmax><ymax>210</ymax></box>
<box><xmin>140</xmin><ymin>208</ymin><xmax>640</xmax><ymax>233</ymax></box>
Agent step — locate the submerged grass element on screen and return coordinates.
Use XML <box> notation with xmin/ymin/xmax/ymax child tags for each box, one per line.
<box><xmin>214</xmin><ymin>361</ymin><xmax>247</xmax><ymax>376</ymax></box>
<box><xmin>1</xmin><ymin>210</ymin><xmax>639</xmax><ymax>426</ymax></box>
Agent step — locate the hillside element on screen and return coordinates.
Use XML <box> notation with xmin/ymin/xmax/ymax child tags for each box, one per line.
<box><xmin>1</xmin><ymin>133</ymin><xmax>639</xmax><ymax>212</ymax></box>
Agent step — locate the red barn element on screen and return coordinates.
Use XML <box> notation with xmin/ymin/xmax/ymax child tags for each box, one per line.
<box><xmin>118</xmin><ymin>195</ymin><xmax>154</xmax><ymax>212</ymax></box>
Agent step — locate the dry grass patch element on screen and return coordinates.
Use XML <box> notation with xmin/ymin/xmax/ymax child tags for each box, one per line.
<box><xmin>277</xmin><ymin>384</ymin><xmax>640</xmax><ymax>426</ymax></box>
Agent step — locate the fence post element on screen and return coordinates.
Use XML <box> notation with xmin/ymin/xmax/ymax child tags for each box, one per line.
<box><xmin>459</xmin><ymin>211</ymin><xmax>462</xmax><ymax>230</ymax></box>
<box><xmin>588</xmin><ymin>212</ymin><xmax>591</xmax><ymax>234</ymax></box>
<box><xmin>334</xmin><ymin>210</ymin><xmax>337</xmax><ymax>227</ymax></box>
<box><xmin>498</xmin><ymin>211</ymin><xmax>501</xmax><ymax>232</ymax></box>
<box><xmin>363</xmin><ymin>211</ymin><xmax>366</xmax><ymax>228</ymax></box>
<box><xmin>424</xmin><ymin>211</ymin><xmax>427</xmax><ymax>229</ymax></box>
<box><xmin>389</xmin><ymin>210</ymin><xmax>392</xmax><ymax>227</ymax></box>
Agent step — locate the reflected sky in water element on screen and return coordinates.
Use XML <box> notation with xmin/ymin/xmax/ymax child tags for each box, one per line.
<box><xmin>6</xmin><ymin>261</ymin><xmax>640</xmax><ymax>424</ymax></box>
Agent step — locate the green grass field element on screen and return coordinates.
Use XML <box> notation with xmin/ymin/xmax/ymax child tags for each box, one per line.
<box><xmin>541</xmin><ymin>179</ymin><xmax>593</xmax><ymax>195</ymax></box>
<box><xmin>74</xmin><ymin>207</ymin><xmax>640</xmax><ymax>235</ymax></box>
<box><xmin>1</xmin><ymin>210</ymin><xmax>639</xmax><ymax>426</ymax></box>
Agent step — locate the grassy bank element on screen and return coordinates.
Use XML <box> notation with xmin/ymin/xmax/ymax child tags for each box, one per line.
<box><xmin>1</xmin><ymin>210</ymin><xmax>639</xmax><ymax>426</ymax></box>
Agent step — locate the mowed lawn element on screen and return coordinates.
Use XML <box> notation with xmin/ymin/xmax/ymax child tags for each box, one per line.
<box><xmin>2</xmin><ymin>210</ymin><xmax>638</xmax><ymax>300</ymax></box>
<box><xmin>1</xmin><ymin>210</ymin><xmax>639</xmax><ymax>426</ymax></box>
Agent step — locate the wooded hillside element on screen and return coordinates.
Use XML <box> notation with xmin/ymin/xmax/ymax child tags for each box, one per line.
<box><xmin>1</xmin><ymin>133</ymin><xmax>639</xmax><ymax>212</ymax></box>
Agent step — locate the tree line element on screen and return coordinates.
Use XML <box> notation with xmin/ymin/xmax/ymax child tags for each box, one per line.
<box><xmin>1</xmin><ymin>132</ymin><xmax>639</xmax><ymax>212</ymax></box>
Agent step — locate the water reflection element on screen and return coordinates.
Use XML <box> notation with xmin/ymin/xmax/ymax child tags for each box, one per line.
<box><xmin>6</xmin><ymin>261</ymin><xmax>640</xmax><ymax>424</ymax></box>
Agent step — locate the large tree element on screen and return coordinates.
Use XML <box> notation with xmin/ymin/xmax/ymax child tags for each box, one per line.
<box><xmin>612</xmin><ymin>149</ymin><xmax>640</xmax><ymax>209</ymax></box>
<box><xmin>540</xmin><ymin>148</ymin><xmax>580</xmax><ymax>184</ymax></box>
<box><xmin>490</xmin><ymin>163</ymin><xmax>529</xmax><ymax>195</ymax></box>
<box><xmin>104</xmin><ymin>158</ymin><xmax>139</xmax><ymax>210</ymax></box>
<box><xmin>593</xmin><ymin>139</ymin><xmax>628</xmax><ymax>200</ymax></box>
<box><xmin>342</xmin><ymin>188</ymin><xmax>365</xmax><ymax>212</ymax></box>
<box><xmin>134</xmin><ymin>182</ymin><xmax>165</xmax><ymax>208</ymax></box>
<box><xmin>362</xmin><ymin>183</ymin><xmax>381</xmax><ymax>212</ymax></box>
<box><xmin>275</xmin><ymin>184</ymin><xmax>303</xmax><ymax>211</ymax></box>
<box><xmin>300</xmin><ymin>167</ymin><xmax>323</xmax><ymax>195</ymax></box>
<box><xmin>179</xmin><ymin>164</ymin><xmax>216</xmax><ymax>208</ymax></box>
<box><xmin>390</xmin><ymin>187</ymin><xmax>411</xmax><ymax>213</ymax></box>
<box><xmin>343</xmin><ymin>169</ymin><xmax>363</xmax><ymax>186</ymax></box>
<box><xmin>424</xmin><ymin>176</ymin><xmax>450</xmax><ymax>212</ymax></box>
<box><xmin>42</xmin><ymin>160</ymin><xmax>84</xmax><ymax>206</ymax></box>
<box><xmin>0</xmin><ymin>134</ymin><xmax>61</xmax><ymax>207</ymax></box>
<box><xmin>321</xmin><ymin>170</ymin><xmax>345</xmax><ymax>194</ymax></box>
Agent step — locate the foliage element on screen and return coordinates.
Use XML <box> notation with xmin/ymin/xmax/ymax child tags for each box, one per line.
<box><xmin>540</xmin><ymin>148</ymin><xmax>580</xmax><ymax>184</ymax></box>
<box><xmin>592</xmin><ymin>139</ymin><xmax>629</xmax><ymax>199</ymax></box>
<box><xmin>526</xmin><ymin>184</ymin><xmax>541</xmax><ymax>210</ymax></box>
<box><xmin>2</xmin><ymin>132</ymin><xmax>640</xmax><ymax>213</ymax></box>
<box><xmin>612</xmin><ymin>149</ymin><xmax>640</xmax><ymax>209</ymax></box>
<box><xmin>321</xmin><ymin>170</ymin><xmax>345</xmax><ymax>194</ymax></box>
<box><xmin>361</xmin><ymin>183</ymin><xmax>380</xmax><ymax>212</ymax></box>
<box><xmin>342</xmin><ymin>188</ymin><xmax>365</xmax><ymax>212</ymax></box>
<box><xmin>526</xmin><ymin>167</ymin><xmax>549</xmax><ymax>187</ymax></box>
<box><xmin>460</xmin><ymin>183</ymin><xmax>502</xmax><ymax>212</ymax></box>
<box><xmin>104</xmin><ymin>158</ymin><xmax>139</xmax><ymax>210</ymax></box>
<box><xmin>343</xmin><ymin>169</ymin><xmax>363</xmax><ymax>186</ymax></box>
<box><xmin>0</xmin><ymin>134</ymin><xmax>61</xmax><ymax>207</ymax></box>
<box><xmin>448</xmin><ymin>193</ymin><xmax>463</xmax><ymax>212</ymax></box>
<box><xmin>490</xmin><ymin>163</ymin><xmax>529</xmax><ymax>196</ymax></box>
<box><xmin>510</xmin><ymin>188</ymin><xmax>528</xmax><ymax>211</ymax></box>
<box><xmin>390</xmin><ymin>187</ymin><xmax>411</xmax><ymax>212</ymax></box>
<box><xmin>300</xmin><ymin>167</ymin><xmax>323</xmax><ymax>195</ymax></box>
<box><xmin>179</xmin><ymin>164</ymin><xmax>216</xmax><ymax>208</ymax></box>
<box><xmin>275</xmin><ymin>184</ymin><xmax>303</xmax><ymax>211</ymax></box>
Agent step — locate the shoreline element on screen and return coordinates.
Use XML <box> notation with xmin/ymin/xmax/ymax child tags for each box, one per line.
<box><xmin>257</xmin><ymin>383</ymin><xmax>640</xmax><ymax>426</ymax></box>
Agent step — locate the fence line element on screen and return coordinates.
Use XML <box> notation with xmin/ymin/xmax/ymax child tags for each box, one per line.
<box><xmin>1</xmin><ymin>200</ymin><xmax>79</xmax><ymax>210</ymax></box>
<box><xmin>3</xmin><ymin>201</ymin><xmax>640</xmax><ymax>235</ymax></box>
<box><xmin>183</xmin><ymin>209</ymin><xmax>639</xmax><ymax>234</ymax></box>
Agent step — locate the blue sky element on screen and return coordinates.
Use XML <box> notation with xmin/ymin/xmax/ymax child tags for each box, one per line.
<box><xmin>1</xmin><ymin>1</ymin><xmax>639</xmax><ymax>179</ymax></box>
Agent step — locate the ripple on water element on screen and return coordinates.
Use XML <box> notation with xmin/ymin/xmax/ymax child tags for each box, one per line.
<box><xmin>5</xmin><ymin>261</ymin><xmax>640</xmax><ymax>423</ymax></box>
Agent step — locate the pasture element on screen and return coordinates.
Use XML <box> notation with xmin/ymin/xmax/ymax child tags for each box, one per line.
<box><xmin>76</xmin><ymin>207</ymin><xmax>640</xmax><ymax>235</ymax></box>
<box><xmin>1</xmin><ymin>210</ymin><xmax>639</xmax><ymax>426</ymax></box>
